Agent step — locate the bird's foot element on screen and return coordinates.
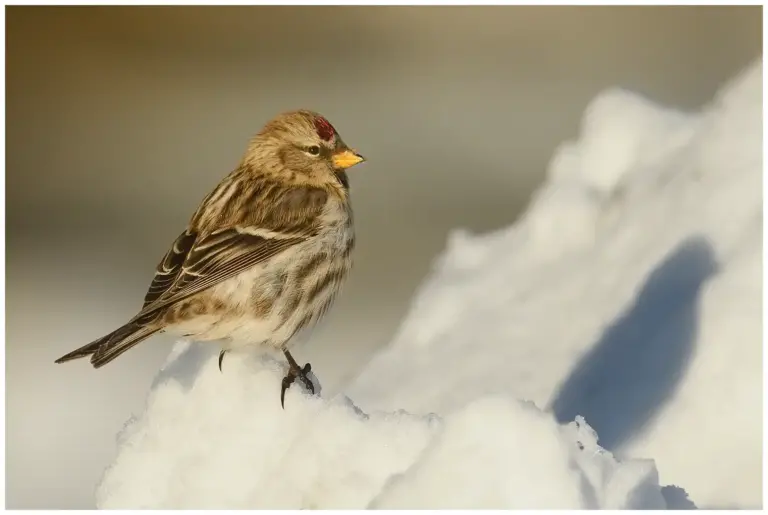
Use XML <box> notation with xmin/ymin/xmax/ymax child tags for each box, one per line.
<box><xmin>218</xmin><ymin>350</ymin><xmax>227</xmax><ymax>372</ymax></box>
<box><xmin>281</xmin><ymin>351</ymin><xmax>315</xmax><ymax>409</ymax></box>
<box><xmin>280</xmin><ymin>362</ymin><xmax>314</xmax><ymax>409</ymax></box>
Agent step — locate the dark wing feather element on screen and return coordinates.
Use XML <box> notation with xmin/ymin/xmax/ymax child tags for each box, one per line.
<box><xmin>142</xmin><ymin>229</ymin><xmax>197</xmax><ymax>309</ymax></box>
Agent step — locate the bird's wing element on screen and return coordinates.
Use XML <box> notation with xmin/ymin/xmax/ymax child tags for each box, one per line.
<box><xmin>133</xmin><ymin>228</ymin><xmax>307</xmax><ymax>322</ymax></box>
<box><xmin>133</xmin><ymin>180</ymin><xmax>329</xmax><ymax>323</ymax></box>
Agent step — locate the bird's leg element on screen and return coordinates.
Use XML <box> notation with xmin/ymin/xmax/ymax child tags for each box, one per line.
<box><xmin>280</xmin><ymin>349</ymin><xmax>315</xmax><ymax>409</ymax></box>
<box><xmin>218</xmin><ymin>350</ymin><xmax>227</xmax><ymax>372</ymax></box>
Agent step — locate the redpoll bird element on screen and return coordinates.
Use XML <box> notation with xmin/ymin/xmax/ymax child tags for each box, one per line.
<box><xmin>55</xmin><ymin>109</ymin><xmax>365</xmax><ymax>407</ymax></box>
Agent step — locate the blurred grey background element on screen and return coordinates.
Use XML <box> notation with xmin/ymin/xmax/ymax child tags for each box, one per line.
<box><xmin>5</xmin><ymin>5</ymin><xmax>761</xmax><ymax>509</ymax></box>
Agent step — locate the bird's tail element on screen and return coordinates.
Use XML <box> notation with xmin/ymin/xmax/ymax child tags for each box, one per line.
<box><xmin>55</xmin><ymin>322</ymin><xmax>159</xmax><ymax>369</ymax></box>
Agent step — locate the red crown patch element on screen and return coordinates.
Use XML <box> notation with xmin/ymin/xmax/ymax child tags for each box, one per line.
<box><xmin>314</xmin><ymin>117</ymin><xmax>336</xmax><ymax>142</ymax></box>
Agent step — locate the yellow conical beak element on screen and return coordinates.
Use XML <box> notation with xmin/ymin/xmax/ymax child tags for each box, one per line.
<box><xmin>332</xmin><ymin>149</ymin><xmax>366</xmax><ymax>169</ymax></box>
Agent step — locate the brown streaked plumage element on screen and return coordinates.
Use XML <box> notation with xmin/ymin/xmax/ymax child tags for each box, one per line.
<box><xmin>55</xmin><ymin>109</ymin><xmax>365</xmax><ymax>408</ymax></box>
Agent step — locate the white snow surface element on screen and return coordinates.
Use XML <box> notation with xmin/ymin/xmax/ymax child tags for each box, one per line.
<box><xmin>97</xmin><ymin>60</ymin><xmax>762</xmax><ymax>509</ymax></box>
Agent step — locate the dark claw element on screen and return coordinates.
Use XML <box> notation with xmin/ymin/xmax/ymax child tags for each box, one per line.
<box><xmin>299</xmin><ymin>363</ymin><xmax>314</xmax><ymax>394</ymax></box>
<box><xmin>218</xmin><ymin>350</ymin><xmax>227</xmax><ymax>372</ymax></box>
<box><xmin>280</xmin><ymin>373</ymin><xmax>295</xmax><ymax>409</ymax></box>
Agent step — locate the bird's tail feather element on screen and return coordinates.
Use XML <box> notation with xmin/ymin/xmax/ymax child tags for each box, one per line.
<box><xmin>54</xmin><ymin>329</ymin><xmax>120</xmax><ymax>364</ymax></box>
<box><xmin>55</xmin><ymin>322</ymin><xmax>159</xmax><ymax>368</ymax></box>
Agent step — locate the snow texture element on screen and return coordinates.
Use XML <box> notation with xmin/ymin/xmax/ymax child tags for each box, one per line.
<box><xmin>97</xmin><ymin>345</ymin><xmax>665</xmax><ymax>509</ymax></box>
<box><xmin>97</xmin><ymin>60</ymin><xmax>762</xmax><ymax>509</ymax></box>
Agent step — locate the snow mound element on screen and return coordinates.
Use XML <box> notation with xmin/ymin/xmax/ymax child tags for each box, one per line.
<box><xmin>349</xmin><ymin>60</ymin><xmax>763</xmax><ymax>508</ymax></box>
<box><xmin>97</xmin><ymin>60</ymin><xmax>761</xmax><ymax>509</ymax></box>
<box><xmin>97</xmin><ymin>343</ymin><xmax>665</xmax><ymax>509</ymax></box>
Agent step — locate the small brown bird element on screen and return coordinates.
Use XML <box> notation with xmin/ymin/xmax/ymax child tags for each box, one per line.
<box><xmin>55</xmin><ymin>109</ymin><xmax>365</xmax><ymax>407</ymax></box>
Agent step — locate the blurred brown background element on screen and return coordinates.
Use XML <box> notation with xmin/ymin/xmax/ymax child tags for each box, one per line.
<box><xmin>5</xmin><ymin>5</ymin><xmax>761</xmax><ymax>509</ymax></box>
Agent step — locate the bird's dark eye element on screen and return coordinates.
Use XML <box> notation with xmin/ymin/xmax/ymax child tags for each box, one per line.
<box><xmin>307</xmin><ymin>145</ymin><xmax>320</xmax><ymax>155</ymax></box>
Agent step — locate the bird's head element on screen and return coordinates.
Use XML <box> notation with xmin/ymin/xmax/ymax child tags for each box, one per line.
<box><xmin>243</xmin><ymin>109</ymin><xmax>365</xmax><ymax>191</ymax></box>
